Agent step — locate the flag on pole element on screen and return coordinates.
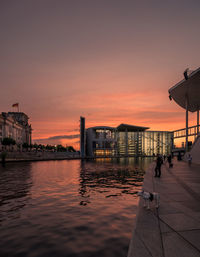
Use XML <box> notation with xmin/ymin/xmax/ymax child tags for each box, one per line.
<box><xmin>12</xmin><ymin>103</ymin><xmax>19</xmax><ymax>112</ymax></box>
<box><xmin>12</xmin><ymin>103</ymin><xmax>19</xmax><ymax>108</ymax></box>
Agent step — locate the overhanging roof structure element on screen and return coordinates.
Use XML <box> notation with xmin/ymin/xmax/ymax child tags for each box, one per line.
<box><xmin>168</xmin><ymin>67</ymin><xmax>200</xmax><ymax>112</ymax></box>
<box><xmin>117</xmin><ymin>123</ymin><xmax>149</xmax><ymax>132</ymax></box>
<box><xmin>88</xmin><ymin>124</ymin><xmax>149</xmax><ymax>132</ymax></box>
<box><xmin>91</xmin><ymin>126</ymin><xmax>115</xmax><ymax>130</ymax></box>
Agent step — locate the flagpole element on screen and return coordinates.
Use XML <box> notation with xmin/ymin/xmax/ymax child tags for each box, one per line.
<box><xmin>12</xmin><ymin>103</ymin><xmax>19</xmax><ymax>112</ymax></box>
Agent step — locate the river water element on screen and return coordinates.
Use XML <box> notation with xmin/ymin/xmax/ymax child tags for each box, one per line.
<box><xmin>0</xmin><ymin>158</ymin><xmax>152</xmax><ymax>257</ymax></box>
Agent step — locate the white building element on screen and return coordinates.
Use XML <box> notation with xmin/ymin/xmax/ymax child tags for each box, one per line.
<box><xmin>0</xmin><ymin>112</ymin><xmax>32</xmax><ymax>150</ymax></box>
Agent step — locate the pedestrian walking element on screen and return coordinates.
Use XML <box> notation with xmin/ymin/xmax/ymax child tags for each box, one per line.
<box><xmin>188</xmin><ymin>154</ymin><xmax>192</xmax><ymax>166</ymax></box>
<box><xmin>155</xmin><ymin>154</ymin><xmax>163</xmax><ymax>177</ymax></box>
<box><xmin>167</xmin><ymin>154</ymin><xmax>173</xmax><ymax>168</ymax></box>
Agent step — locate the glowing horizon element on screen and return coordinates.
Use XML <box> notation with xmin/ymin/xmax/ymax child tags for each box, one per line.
<box><xmin>1</xmin><ymin>1</ymin><xmax>200</xmax><ymax>150</ymax></box>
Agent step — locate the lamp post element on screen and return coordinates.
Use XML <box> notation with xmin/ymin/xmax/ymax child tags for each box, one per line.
<box><xmin>197</xmin><ymin>109</ymin><xmax>199</xmax><ymax>136</ymax></box>
<box><xmin>184</xmin><ymin>68</ymin><xmax>189</xmax><ymax>152</ymax></box>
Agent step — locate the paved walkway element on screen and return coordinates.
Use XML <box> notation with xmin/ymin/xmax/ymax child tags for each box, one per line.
<box><xmin>127</xmin><ymin>159</ymin><xmax>200</xmax><ymax>257</ymax></box>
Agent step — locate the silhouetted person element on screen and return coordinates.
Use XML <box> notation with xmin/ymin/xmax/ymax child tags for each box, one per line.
<box><xmin>167</xmin><ymin>154</ymin><xmax>172</xmax><ymax>168</ymax></box>
<box><xmin>155</xmin><ymin>154</ymin><xmax>163</xmax><ymax>177</ymax></box>
<box><xmin>187</xmin><ymin>154</ymin><xmax>192</xmax><ymax>166</ymax></box>
<box><xmin>1</xmin><ymin>151</ymin><xmax>6</xmax><ymax>167</ymax></box>
<box><xmin>177</xmin><ymin>152</ymin><xmax>182</xmax><ymax>161</ymax></box>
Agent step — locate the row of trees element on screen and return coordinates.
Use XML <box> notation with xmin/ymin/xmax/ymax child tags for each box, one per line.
<box><xmin>1</xmin><ymin>137</ymin><xmax>76</xmax><ymax>152</ymax></box>
<box><xmin>32</xmin><ymin>144</ymin><xmax>76</xmax><ymax>152</ymax></box>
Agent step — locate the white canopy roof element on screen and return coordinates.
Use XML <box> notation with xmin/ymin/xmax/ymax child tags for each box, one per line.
<box><xmin>169</xmin><ymin>67</ymin><xmax>200</xmax><ymax>112</ymax></box>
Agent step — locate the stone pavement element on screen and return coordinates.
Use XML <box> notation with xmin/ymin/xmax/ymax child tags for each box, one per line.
<box><xmin>127</xmin><ymin>159</ymin><xmax>200</xmax><ymax>257</ymax></box>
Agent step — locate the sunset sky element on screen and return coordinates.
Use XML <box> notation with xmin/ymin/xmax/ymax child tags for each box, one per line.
<box><xmin>1</xmin><ymin>0</ymin><xmax>200</xmax><ymax>149</ymax></box>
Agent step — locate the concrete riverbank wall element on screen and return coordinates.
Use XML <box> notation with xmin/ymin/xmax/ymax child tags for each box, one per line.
<box><xmin>0</xmin><ymin>153</ymin><xmax>155</xmax><ymax>163</ymax></box>
<box><xmin>0</xmin><ymin>151</ymin><xmax>80</xmax><ymax>162</ymax></box>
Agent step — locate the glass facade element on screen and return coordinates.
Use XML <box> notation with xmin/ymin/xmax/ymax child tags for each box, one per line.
<box><xmin>93</xmin><ymin>130</ymin><xmax>172</xmax><ymax>157</ymax></box>
<box><xmin>95</xmin><ymin>129</ymin><xmax>113</xmax><ymax>139</ymax></box>
<box><xmin>116</xmin><ymin>131</ymin><xmax>171</xmax><ymax>156</ymax></box>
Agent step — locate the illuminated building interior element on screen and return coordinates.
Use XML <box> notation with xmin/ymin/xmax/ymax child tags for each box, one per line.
<box><xmin>85</xmin><ymin>124</ymin><xmax>172</xmax><ymax>157</ymax></box>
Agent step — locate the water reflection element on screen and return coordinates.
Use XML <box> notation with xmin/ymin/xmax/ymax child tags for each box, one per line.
<box><xmin>79</xmin><ymin>157</ymin><xmax>151</xmax><ymax>206</ymax></box>
<box><xmin>0</xmin><ymin>162</ymin><xmax>32</xmax><ymax>222</ymax></box>
<box><xmin>0</xmin><ymin>158</ymin><xmax>152</xmax><ymax>257</ymax></box>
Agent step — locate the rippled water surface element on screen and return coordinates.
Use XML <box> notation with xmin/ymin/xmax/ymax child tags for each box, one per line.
<box><xmin>0</xmin><ymin>158</ymin><xmax>152</xmax><ymax>257</ymax></box>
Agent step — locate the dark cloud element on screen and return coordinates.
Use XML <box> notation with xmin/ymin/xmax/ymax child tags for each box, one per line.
<box><xmin>34</xmin><ymin>134</ymin><xmax>79</xmax><ymax>141</ymax></box>
<box><xmin>48</xmin><ymin>134</ymin><xmax>79</xmax><ymax>140</ymax></box>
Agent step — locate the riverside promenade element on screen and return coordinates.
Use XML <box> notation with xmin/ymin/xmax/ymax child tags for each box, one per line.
<box><xmin>128</xmin><ymin>159</ymin><xmax>200</xmax><ymax>257</ymax></box>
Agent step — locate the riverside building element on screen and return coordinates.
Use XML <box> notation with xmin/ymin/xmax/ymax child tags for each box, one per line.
<box><xmin>0</xmin><ymin>112</ymin><xmax>32</xmax><ymax>150</ymax></box>
<box><xmin>84</xmin><ymin>123</ymin><xmax>172</xmax><ymax>157</ymax></box>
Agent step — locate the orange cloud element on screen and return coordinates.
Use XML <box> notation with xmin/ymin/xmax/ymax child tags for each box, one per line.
<box><xmin>32</xmin><ymin>87</ymin><xmax>196</xmax><ymax>150</ymax></box>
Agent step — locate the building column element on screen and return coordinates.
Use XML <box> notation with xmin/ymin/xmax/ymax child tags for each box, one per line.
<box><xmin>171</xmin><ymin>133</ymin><xmax>174</xmax><ymax>154</ymax></box>
<box><xmin>80</xmin><ymin>117</ymin><xmax>85</xmax><ymax>158</ymax></box>
<box><xmin>29</xmin><ymin>131</ymin><xmax>32</xmax><ymax>145</ymax></box>
<box><xmin>197</xmin><ymin>109</ymin><xmax>199</xmax><ymax>136</ymax></box>
<box><xmin>115</xmin><ymin>129</ymin><xmax>118</xmax><ymax>156</ymax></box>
<box><xmin>152</xmin><ymin>132</ymin><xmax>154</xmax><ymax>155</ymax></box>
<box><xmin>185</xmin><ymin>97</ymin><xmax>189</xmax><ymax>152</ymax></box>
<box><xmin>125</xmin><ymin>129</ymin><xmax>128</xmax><ymax>156</ymax></box>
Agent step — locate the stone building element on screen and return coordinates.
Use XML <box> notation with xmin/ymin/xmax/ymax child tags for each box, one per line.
<box><xmin>0</xmin><ymin>112</ymin><xmax>32</xmax><ymax>150</ymax></box>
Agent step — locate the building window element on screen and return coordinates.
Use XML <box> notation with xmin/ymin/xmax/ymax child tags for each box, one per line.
<box><xmin>94</xmin><ymin>149</ymin><xmax>112</xmax><ymax>156</ymax></box>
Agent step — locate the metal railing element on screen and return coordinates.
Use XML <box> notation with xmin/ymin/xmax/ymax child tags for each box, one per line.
<box><xmin>173</xmin><ymin>125</ymin><xmax>199</xmax><ymax>138</ymax></box>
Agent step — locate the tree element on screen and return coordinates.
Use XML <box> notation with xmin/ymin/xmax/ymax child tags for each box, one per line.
<box><xmin>56</xmin><ymin>144</ymin><xmax>66</xmax><ymax>152</ymax></box>
<box><xmin>2</xmin><ymin>137</ymin><xmax>16</xmax><ymax>146</ymax></box>
<box><xmin>33</xmin><ymin>143</ymin><xmax>39</xmax><ymax>150</ymax></box>
<box><xmin>46</xmin><ymin>144</ymin><xmax>55</xmax><ymax>151</ymax></box>
<box><xmin>22</xmin><ymin>142</ymin><xmax>29</xmax><ymax>149</ymax></box>
<box><xmin>38</xmin><ymin>144</ymin><xmax>45</xmax><ymax>150</ymax></box>
<box><xmin>67</xmin><ymin>146</ymin><xmax>76</xmax><ymax>152</ymax></box>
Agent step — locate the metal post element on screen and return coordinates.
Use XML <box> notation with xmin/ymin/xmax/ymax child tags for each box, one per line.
<box><xmin>197</xmin><ymin>110</ymin><xmax>199</xmax><ymax>136</ymax></box>
<box><xmin>185</xmin><ymin>97</ymin><xmax>189</xmax><ymax>152</ymax></box>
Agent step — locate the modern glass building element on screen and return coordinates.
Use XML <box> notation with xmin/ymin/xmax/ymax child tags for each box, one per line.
<box><xmin>85</xmin><ymin>124</ymin><xmax>172</xmax><ymax>157</ymax></box>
